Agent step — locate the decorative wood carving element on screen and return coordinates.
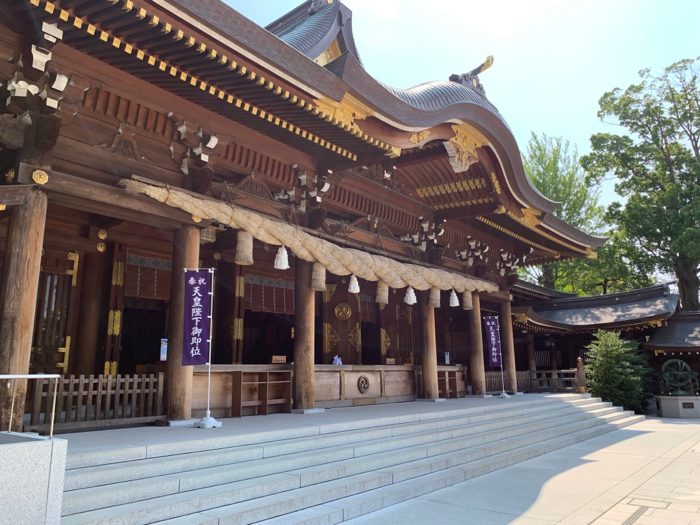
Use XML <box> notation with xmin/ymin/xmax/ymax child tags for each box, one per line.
<box><xmin>443</xmin><ymin>124</ymin><xmax>489</xmax><ymax>173</ymax></box>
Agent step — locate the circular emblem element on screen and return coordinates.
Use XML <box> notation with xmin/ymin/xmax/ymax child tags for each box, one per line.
<box><xmin>334</xmin><ymin>302</ymin><xmax>352</xmax><ymax>321</ymax></box>
<box><xmin>357</xmin><ymin>375</ymin><xmax>370</xmax><ymax>394</ymax></box>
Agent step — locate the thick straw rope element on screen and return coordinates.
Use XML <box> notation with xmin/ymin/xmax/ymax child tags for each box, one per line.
<box><xmin>121</xmin><ymin>179</ymin><xmax>498</xmax><ymax>294</ymax></box>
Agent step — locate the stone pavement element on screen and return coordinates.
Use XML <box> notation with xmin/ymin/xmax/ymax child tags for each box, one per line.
<box><xmin>346</xmin><ymin>417</ymin><xmax>700</xmax><ymax>525</ymax></box>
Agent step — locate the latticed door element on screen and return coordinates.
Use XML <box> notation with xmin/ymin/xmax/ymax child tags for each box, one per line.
<box><xmin>30</xmin><ymin>251</ymin><xmax>80</xmax><ymax>374</ymax></box>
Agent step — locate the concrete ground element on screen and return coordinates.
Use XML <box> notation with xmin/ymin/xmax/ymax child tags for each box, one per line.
<box><xmin>346</xmin><ymin>417</ymin><xmax>700</xmax><ymax>525</ymax></box>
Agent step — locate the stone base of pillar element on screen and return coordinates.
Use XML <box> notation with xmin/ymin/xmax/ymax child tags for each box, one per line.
<box><xmin>292</xmin><ymin>408</ymin><xmax>326</xmax><ymax>414</ymax></box>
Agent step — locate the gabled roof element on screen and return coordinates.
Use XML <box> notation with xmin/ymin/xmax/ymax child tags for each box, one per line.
<box><xmin>513</xmin><ymin>284</ymin><xmax>680</xmax><ymax>332</ymax></box>
<box><xmin>645</xmin><ymin>312</ymin><xmax>700</xmax><ymax>350</ymax></box>
<box><xmin>266</xmin><ymin>0</ymin><xmax>361</xmax><ymax>65</ymax></box>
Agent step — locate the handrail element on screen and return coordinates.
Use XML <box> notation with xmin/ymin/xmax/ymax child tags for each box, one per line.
<box><xmin>1</xmin><ymin>373</ymin><xmax>61</xmax><ymax>438</ymax></box>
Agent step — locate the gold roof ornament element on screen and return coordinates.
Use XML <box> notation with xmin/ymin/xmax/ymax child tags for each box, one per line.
<box><xmin>443</xmin><ymin>123</ymin><xmax>488</xmax><ymax>173</ymax></box>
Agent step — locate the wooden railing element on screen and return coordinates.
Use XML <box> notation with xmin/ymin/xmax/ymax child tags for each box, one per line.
<box><xmin>531</xmin><ymin>369</ymin><xmax>577</xmax><ymax>392</ymax></box>
<box><xmin>484</xmin><ymin>371</ymin><xmax>534</xmax><ymax>393</ymax></box>
<box><xmin>25</xmin><ymin>373</ymin><xmax>166</xmax><ymax>433</ymax></box>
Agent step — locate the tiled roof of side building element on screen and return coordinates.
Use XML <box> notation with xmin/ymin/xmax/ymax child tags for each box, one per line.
<box><xmin>645</xmin><ymin>312</ymin><xmax>700</xmax><ymax>349</ymax></box>
<box><xmin>514</xmin><ymin>284</ymin><xmax>680</xmax><ymax>330</ymax></box>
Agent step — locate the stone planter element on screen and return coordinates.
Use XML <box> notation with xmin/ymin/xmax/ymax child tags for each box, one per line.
<box><xmin>0</xmin><ymin>432</ymin><xmax>67</xmax><ymax>525</ymax></box>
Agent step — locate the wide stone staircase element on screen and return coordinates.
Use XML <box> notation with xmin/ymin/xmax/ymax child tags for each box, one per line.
<box><xmin>60</xmin><ymin>395</ymin><xmax>643</xmax><ymax>524</ymax></box>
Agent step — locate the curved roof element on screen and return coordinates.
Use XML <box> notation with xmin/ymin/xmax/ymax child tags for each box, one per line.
<box><xmin>266</xmin><ymin>1</ymin><xmax>361</xmax><ymax>63</ymax></box>
<box><xmin>163</xmin><ymin>0</ymin><xmax>605</xmax><ymax>253</ymax></box>
<box><xmin>645</xmin><ymin>312</ymin><xmax>700</xmax><ymax>350</ymax></box>
<box><xmin>258</xmin><ymin>1</ymin><xmax>606</xmax><ymax>237</ymax></box>
<box><xmin>39</xmin><ymin>0</ymin><xmax>604</xmax><ymax>259</ymax></box>
<box><xmin>514</xmin><ymin>284</ymin><xmax>680</xmax><ymax>331</ymax></box>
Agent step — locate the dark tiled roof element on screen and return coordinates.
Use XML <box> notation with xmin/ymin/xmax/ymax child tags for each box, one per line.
<box><xmin>381</xmin><ymin>80</ymin><xmax>503</xmax><ymax>121</ymax></box>
<box><xmin>516</xmin><ymin>284</ymin><xmax>680</xmax><ymax>330</ymax></box>
<box><xmin>267</xmin><ymin>1</ymin><xmax>340</xmax><ymax>56</ymax></box>
<box><xmin>646</xmin><ymin>312</ymin><xmax>700</xmax><ymax>349</ymax></box>
<box><xmin>512</xmin><ymin>279</ymin><xmax>576</xmax><ymax>301</ymax></box>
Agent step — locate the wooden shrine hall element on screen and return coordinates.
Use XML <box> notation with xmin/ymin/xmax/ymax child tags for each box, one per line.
<box><xmin>0</xmin><ymin>0</ymin><xmax>604</xmax><ymax>430</ymax></box>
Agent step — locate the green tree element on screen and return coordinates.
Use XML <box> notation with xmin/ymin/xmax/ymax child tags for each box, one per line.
<box><xmin>553</xmin><ymin>230</ymin><xmax>654</xmax><ymax>295</ymax></box>
<box><xmin>582</xmin><ymin>58</ymin><xmax>700</xmax><ymax>310</ymax></box>
<box><xmin>585</xmin><ymin>330</ymin><xmax>652</xmax><ymax>414</ymax></box>
<box><xmin>522</xmin><ymin>133</ymin><xmax>605</xmax><ymax>289</ymax></box>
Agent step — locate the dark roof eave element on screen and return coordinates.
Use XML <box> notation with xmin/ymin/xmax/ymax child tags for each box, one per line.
<box><xmin>541</xmin><ymin>215</ymin><xmax>608</xmax><ymax>249</ymax></box>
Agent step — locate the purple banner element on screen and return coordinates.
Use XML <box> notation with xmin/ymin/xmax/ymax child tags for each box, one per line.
<box><xmin>182</xmin><ymin>269</ymin><xmax>213</xmax><ymax>366</ymax></box>
<box><xmin>483</xmin><ymin>315</ymin><xmax>502</xmax><ymax>368</ymax></box>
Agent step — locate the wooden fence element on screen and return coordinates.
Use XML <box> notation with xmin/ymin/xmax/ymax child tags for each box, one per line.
<box><xmin>484</xmin><ymin>371</ymin><xmax>532</xmax><ymax>393</ymax></box>
<box><xmin>25</xmin><ymin>373</ymin><xmax>166</xmax><ymax>433</ymax></box>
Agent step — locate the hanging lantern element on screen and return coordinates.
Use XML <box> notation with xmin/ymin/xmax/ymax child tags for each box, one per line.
<box><xmin>462</xmin><ymin>290</ymin><xmax>473</xmax><ymax>310</ymax></box>
<box><xmin>274</xmin><ymin>245</ymin><xmax>290</xmax><ymax>270</ymax></box>
<box><xmin>429</xmin><ymin>287</ymin><xmax>441</xmax><ymax>308</ymax></box>
<box><xmin>449</xmin><ymin>289</ymin><xmax>459</xmax><ymax>307</ymax></box>
<box><xmin>404</xmin><ymin>286</ymin><xmax>417</xmax><ymax>305</ymax></box>
<box><xmin>234</xmin><ymin>230</ymin><xmax>254</xmax><ymax>266</ymax></box>
<box><xmin>376</xmin><ymin>281</ymin><xmax>389</xmax><ymax>304</ymax></box>
<box><xmin>311</xmin><ymin>262</ymin><xmax>326</xmax><ymax>291</ymax></box>
<box><xmin>348</xmin><ymin>274</ymin><xmax>360</xmax><ymax>294</ymax></box>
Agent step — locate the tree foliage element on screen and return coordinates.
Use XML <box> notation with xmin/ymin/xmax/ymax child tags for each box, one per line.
<box><xmin>521</xmin><ymin>133</ymin><xmax>653</xmax><ymax>294</ymax></box>
<box><xmin>585</xmin><ymin>330</ymin><xmax>653</xmax><ymax>414</ymax></box>
<box><xmin>551</xmin><ymin>230</ymin><xmax>654</xmax><ymax>295</ymax></box>
<box><xmin>582</xmin><ymin>58</ymin><xmax>700</xmax><ymax>310</ymax></box>
<box><xmin>523</xmin><ymin>132</ymin><xmax>604</xmax><ymax>232</ymax></box>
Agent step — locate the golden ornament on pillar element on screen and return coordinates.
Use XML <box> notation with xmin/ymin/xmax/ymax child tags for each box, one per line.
<box><xmin>32</xmin><ymin>169</ymin><xmax>49</xmax><ymax>185</ymax></box>
<box><xmin>96</xmin><ymin>242</ymin><xmax>107</xmax><ymax>253</ymax></box>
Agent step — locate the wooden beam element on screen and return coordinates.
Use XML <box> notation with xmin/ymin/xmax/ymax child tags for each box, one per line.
<box><xmin>394</xmin><ymin>147</ymin><xmax>447</xmax><ymax>169</ymax></box>
<box><xmin>482</xmin><ymin>290</ymin><xmax>511</xmax><ymax>303</ymax></box>
<box><xmin>0</xmin><ymin>185</ymin><xmax>33</xmax><ymax>207</ymax></box>
<box><xmin>436</xmin><ymin>201</ymin><xmax>500</xmax><ymax>221</ymax></box>
<box><xmin>0</xmin><ymin>114</ymin><xmax>25</xmax><ymax>150</ymax></box>
<box><xmin>16</xmin><ymin>163</ymin><xmax>199</xmax><ymax>229</ymax></box>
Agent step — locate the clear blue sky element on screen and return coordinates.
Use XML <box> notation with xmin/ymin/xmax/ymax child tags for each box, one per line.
<box><xmin>224</xmin><ymin>1</ymin><xmax>699</xmax><ymax>202</ymax></box>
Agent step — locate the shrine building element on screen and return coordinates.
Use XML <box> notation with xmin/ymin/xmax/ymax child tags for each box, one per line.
<box><xmin>0</xmin><ymin>0</ymin><xmax>607</xmax><ymax>430</ymax></box>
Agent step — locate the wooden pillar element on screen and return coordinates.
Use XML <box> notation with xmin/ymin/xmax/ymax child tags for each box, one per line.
<box><xmin>421</xmin><ymin>303</ymin><xmax>439</xmax><ymax>399</ymax></box>
<box><xmin>166</xmin><ymin>225</ymin><xmax>200</xmax><ymax>421</ymax></box>
<box><xmin>527</xmin><ymin>334</ymin><xmax>536</xmax><ymax>373</ymax></box>
<box><xmin>500</xmin><ymin>300</ymin><xmax>518</xmax><ymax>393</ymax></box>
<box><xmin>550</xmin><ymin>347</ymin><xmax>559</xmax><ymax>371</ymax></box>
<box><xmin>75</xmin><ymin>252</ymin><xmax>106</xmax><ymax>375</ymax></box>
<box><xmin>0</xmin><ymin>188</ymin><xmax>47</xmax><ymax>430</ymax></box>
<box><xmin>293</xmin><ymin>260</ymin><xmax>315</xmax><ymax>410</ymax></box>
<box><xmin>468</xmin><ymin>293</ymin><xmax>486</xmax><ymax>395</ymax></box>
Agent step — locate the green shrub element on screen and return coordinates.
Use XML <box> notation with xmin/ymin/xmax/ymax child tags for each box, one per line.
<box><xmin>585</xmin><ymin>330</ymin><xmax>653</xmax><ymax>414</ymax></box>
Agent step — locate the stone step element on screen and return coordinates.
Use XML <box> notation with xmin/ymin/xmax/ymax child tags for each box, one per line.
<box><xmin>254</xmin><ymin>414</ymin><xmax>646</xmax><ymax>525</ymax></box>
<box><xmin>61</xmin><ymin>403</ymin><xmax>632</xmax><ymax>522</ymax></box>
<box><xmin>63</xmin><ymin>402</ymin><xmax>613</xmax><ymax>512</ymax></box>
<box><xmin>66</xmin><ymin>396</ymin><xmax>587</xmax><ymax>470</ymax></box>
<box><xmin>185</xmin><ymin>415</ymin><xmax>645</xmax><ymax>525</ymax></box>
<box><xmin>65</xmin><ymin>397</ymin><xmax>601</xmax><ymax>491</ymax></box>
